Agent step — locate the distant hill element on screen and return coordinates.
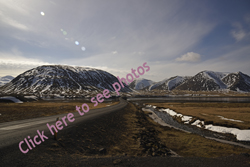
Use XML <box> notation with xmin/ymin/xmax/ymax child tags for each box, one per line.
<box><xmin>135</xmin><ymin>70</ymin><xmax>250</xmax><ymax>92</ymax></box>
<box><xmin>129</xmin><ymin>78</ymin><xmax>154</xmax><ymax>90</ymax></box>
<box><xmin>149</xmin><ymin>76</ymin><xmax>191</xmax><ymax>91</ymax></box>
<box><xmin>175</xmin><ymin>71</ymin><xmax>229</xmax><ymax>91</ymax></box>
<box><xmin>222</xmin><ymin>72</ymin><xmax>250</xmax><ymax>92</ymax></box>
<box><xmin>0</xmin><ymin>65</ymin><xmax>131</xmax><ymax>96</ymax></box>
<box><xmin>174</xmin><ymin>71</ymin><xmax>250</xmax><ymax>92</ymax></box>
<box><xmin>0</xmin><ymin>75</ymin><xmax>14</xmax><ymax>86</ymax></box>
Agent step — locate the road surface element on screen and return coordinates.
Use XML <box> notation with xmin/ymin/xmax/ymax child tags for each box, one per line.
<box><xmin>0</xmin><ymin>98</ymin><xmax>127</xmax><ymax>149</ymax></box>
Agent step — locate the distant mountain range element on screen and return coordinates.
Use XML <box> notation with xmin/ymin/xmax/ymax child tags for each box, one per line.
<box><xmin>0</xmin><ymin>75</ymin><xmax>14</xmax><ymax>86</ymax></box>
<box><xmin>149</xmin><ymin>76</ymin><xmax>191</xmax><ymax>91</ymax></box>
<box><xmin>1</xmin><ymin>67</ymin><xmax>250</xmax><ymax>97</ymax></box>
<box><xmin>0</xmin><ymin>65</ymin><xmax>131</xmax><ymax>96</ymax></box>
<box><xmin>129</xmin><ymin>71</ymin><xmax>250</xmax><ymax>92</ymax></box>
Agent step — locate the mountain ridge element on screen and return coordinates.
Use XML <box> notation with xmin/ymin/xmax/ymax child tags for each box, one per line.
<box><xmin>1</xmin><ymin>68</ymin><xmax>250</xmax><ymax>96</ymax></box>
<box><xmin>0</xmin><ymin>65</ymin><xmax>131</xmax><ymax>97</ymax></box>
<box><xmin>130</xmin><ymin>71</ymin><xmax>250</xmax><ymax>92</ymax></box>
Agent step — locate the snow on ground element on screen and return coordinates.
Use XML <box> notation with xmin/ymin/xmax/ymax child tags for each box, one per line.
<box><xmin>205</xmin><ymin>125</ymin><xmax>250</xmax><ymax>141</ymax></box>
<box><xmin>150</xmin><ymin>104</ymin><xmax>250</xmax><ymax>141</ymax></box>
<box><xmin>142</xmin><ymin>108</ymin><xmax>171</xmax><ymax>127</ymax></box>
<box><xmin>159</xmin><ymin>108</ymin><xmax>179</xmax><ymax>117</ymax></box>
<box><xmin>182</xmin><ymin>116</ymin><xmax>193</xmax><ymax>124</ymax></box>
<box><xmin>146</xmin><ymin>104</ymin><xmax>157</xmax><ymax>108</ymax></box>
<box><xmin>191</xmin><ymin>120</ymin><xmax>204</xmax><ymax>128</ymax></box>
<box><xmin>159</xmin><ymin>108</ymin><xmax>193</xmax><ymax>124</ymax></box>
<box><xmin>53</xmin><ymin>94</ymin><xmax>65</xmax><ymax>98</ymax></box>
<box><xmin>24</xmin><ymin>96</ymin><xmax>38</xmax><ymax>100</ymax></box>
<box><xmin>0</xmin><ymin>96</ymin><xmax>23</xmax><ymax>103</ymax></box>
<box><xmin>217</xmin><ymin>116</ymin><xmax>243</xmax><ymax>123</ymax></box>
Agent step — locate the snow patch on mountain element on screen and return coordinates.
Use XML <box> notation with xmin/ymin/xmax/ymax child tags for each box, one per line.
<box><xmin>201</xmin><ymin>71</ymin><xmax>228</xmax><ymax>89</ymax></box>
<box><xmin>149</xmin><ymin>78</ymin><xmax>168</xmax><ymax>90</ymax></box>
<box><xmin>167</xmin><ymin>76</ymin><xmax>189</xmax><ymax>90</ymax></box>
<box><xmin>149</xmin><ymin>76</ymin><xmax>190</xmax><ymax>91</ymax></box>
<box><xmin>129</xmin><ymin>78</ymin><xmax>154</xmax><ymax>90</ymax></box>
<box><xmin>0</xmin><ymin>75</ymin><xmax>14</xmax><ymax>86</ymax></box>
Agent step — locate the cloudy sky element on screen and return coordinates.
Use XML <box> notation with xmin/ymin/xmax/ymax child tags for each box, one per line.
<box><xmin>0</xmin><ymin>0</ymin><xmax>249</xmax><ymax>81</ymax></box>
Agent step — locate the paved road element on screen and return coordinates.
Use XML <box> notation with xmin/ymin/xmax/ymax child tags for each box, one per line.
<box><xmin>0</xmin><ymin>98</ymin><xmax>127</xmax><ymax>149</ymax></box>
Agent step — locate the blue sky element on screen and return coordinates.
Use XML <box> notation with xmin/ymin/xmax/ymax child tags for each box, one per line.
<box><xmin>0</xmin><ymin>0</ymin><xmax>249</xmax><ymax>81</ymax></box>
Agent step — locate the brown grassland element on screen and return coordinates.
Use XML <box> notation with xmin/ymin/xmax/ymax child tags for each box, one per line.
<box><xmin>0</xmin><ymin>100</ymin><xmax>119</xmax><ymax>123</ymax></box>
<box><xmin>29</xmin><ymin>102</ymin><xmax>250</xmax><ymax>159</ymax></box>
<box><xmin>146</xmin><ymin>102</ymin><xmax>250</xmax><ymax>129</ymax></box>
<box><xmin>140</xmin><ymin>107</ymin><xmax>250</xmax><ymax>157</ymax></box>
<box><xmin>1</xmin><ymin>101</ymin><xmax>250</xmax><ymax>159</ymax></box>
<box><xmin>132</xmin><ymin>90</ymin><xmax>250</xmax><ymax>96</ymax></box>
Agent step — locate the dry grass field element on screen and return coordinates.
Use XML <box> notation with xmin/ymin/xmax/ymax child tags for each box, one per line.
<box><xmin>171</xmin><ymin>90</ymin><xmax>250</xmax><ymax>96</ymax></box>
<box><xmin>109</xmin><ymin>104</ymin><xmax>250</xmax><ymax>157</ymax></box>
<box><xmin>0</xmin><ymin>100</ymin><xmax>119</xmax><ymax>123</ymax></box>
<box><xmin>150</xmin><ymin>120</ymin><xmax>250</xmax><ymax>157</ymax></box>
<box><xmin>147</xmin><ymin>102</ymin><xmax>250</xmax><ymax>129</ymax></box>
<box><xmin>131</xmin><ymin>90</ymin><xmax>250</xmax><ymax>96</ymax></box>
<box><xmin>123</xmin><ymin>104</ymin><xmax>250</xmax><ymax>158</ymax></box>
<box><xmin>15</xmin><ymin>102</ymin><xmax>250</xmax><ymax>159</ymax></box>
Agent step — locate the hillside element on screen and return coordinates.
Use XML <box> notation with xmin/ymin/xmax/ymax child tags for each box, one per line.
<box><xmin>149</xmin><ymin>76</ymin><xmax>191</xmax><ymax>91</ymax></box>
<box><xmin>129</xmin><ymin>78</ymin><xmax>154</xmax><ymax>90</ymax></box>
<box><xmin>0</xmin><ymin>65</ymin><xmax>131</xmax><ymax>97</ymax></box>
<box><xmin>175</xmin><ymin>71</ymin><xmax>250</xmax><ymax>92</ymax></box>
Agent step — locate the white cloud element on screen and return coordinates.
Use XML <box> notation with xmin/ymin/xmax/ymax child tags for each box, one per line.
<box><xmin>176</xmin><ymin>52</ymin><xmax>201</xmax><ymax>62</ymax></box>
<box><xmin>231</xmin><ymin>15</ymin><xmax>250</xmax><ymax>42</ymax></box>
<box><xmin>0</xmin><ymin>58</ymin><xmax>51</xmax><ymax>67</ymax></box>
<box><xmin>0</xmin><ymin>48</ymin><xmax>52</xmax><ymax>76</ymax></box>
<box><xmin>0</xmin><ymin>1</ymin><xmax>30</xmax><ymax>16</ymax></box>
<box><xmin>231</xmin><ymin>23</ymin><xmax>248</xmax><ymax>41</ymax></box>
<box><xmin>0</xmin><ymin>12</ymin><xmax>29</xmax><ymax>31</ymax></box>
<box><xmin>112</xmin><ymin>51</ymin><xmax>117</xmax><ymax>54</ymax></box>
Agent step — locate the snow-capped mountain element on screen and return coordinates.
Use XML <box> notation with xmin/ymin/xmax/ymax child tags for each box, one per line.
<box><xmin>222</xmin><ymin>72</ymin><xmax>250</xmax><ymax>92</ymax></box>
<box><xmin>175</xmin><ymin>71</ymin><xmax>250</xmax><ymax>92</ymax></box>
<box><xmin>0</xmin><ymin>65</ymin><xmax>131</xmax><ymax>96</ymax></box>
<box><xmin>129</xmin><ymin>78</ymin><xmax>154</xmax><ymax>90</ymax></box>
<box><xmin>175</xmin><ymin>71</ymin><xmax>228</xmax><ymax>91</ymax></box>
<box><xmin>149</xmin><ymin>76</ymin><xmax>191</xmax><ymax>91</ymax></box>
<box><xmin>0</xmin><ymin>75</ymin><xmax>14</xmax><ymax>86</ymax></box>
